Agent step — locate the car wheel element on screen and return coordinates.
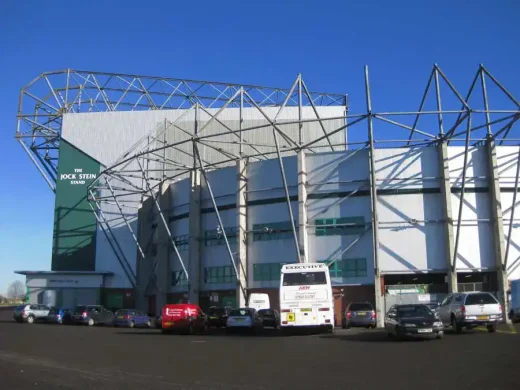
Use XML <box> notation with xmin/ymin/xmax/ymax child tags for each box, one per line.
<box><xmin>27</xmin><ymin>315</ymin><xmax>35</xmax><ymax>324</ymax></box>
<box><xmin>88</xmin><ymin>318</ymin><xmax>95</xmax><ymax>326</ymax></box>
<box><xmin>58</xmin><ymin>318</ymin><xmax>63</xmax><ymax>325</ymax></box>
<box><xmin>394</xmin><ymin>326</ymin><xmax>402</xmax><ymax>340</ymax></box>
<box><xmin>129</xmin><ymin>321</ymin><xmax>135</xmax><ymax>329</ymax></box>
<box><xmin>487</xmin><ymin>324</ymin><xmax>496</xmax><ymax>333</ymax></box>
<box><xmin>436</xmin><ymin>331</ymin><xmax>444</xmax><ymax>339</ymax></box>
<box><xmin>188</xmin><ymin>323</ymin><xmax>194</xmax><ymax>335</ymax></box>
<box><xmin>146</xmin><ymin>320</ymin><xmax>152</xmax><ymax>328</ymax></box>
<box><xmin>451</xmin><ymin>316</ymin><xmax>462</xmax><ymax>334</ymax></box>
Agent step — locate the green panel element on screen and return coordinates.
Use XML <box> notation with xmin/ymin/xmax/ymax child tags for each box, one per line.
<box><xmin>320</xmin><ymin>258</ymin><xmax>368</xmax><ymax>280</ymax></box>
<box><xmin>106</xmin><ymin>293</ymin><xmax>124</xmax><ymax>308</ymax></box>
<box><xmin>315</xmin><ymin>217</ymin><xmax>365</xmax><ymax>236</ymax></box>
<box><xmin>205</xmin><ymin>266</ymin><xmax>236</xmax><ymax>284</ymax></box>
<box><xmin>253</xmin><ymin>262</ymin><xmax>286</xmax><ymax>281</ymax></box>
<box><xmin>52</xmin><ymin>139</ymin><xmax>101</xmax><ymax>271</ymax></box>
<box><xmin>221</xmin><ymin>295</ymin><xmax>236</xmax><ymax>308</ymax></box>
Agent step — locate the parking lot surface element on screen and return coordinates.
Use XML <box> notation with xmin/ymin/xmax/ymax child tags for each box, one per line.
<box><xmin>0</xmin><ymin>308</ymin><xmax>518</xmax><ymax>390</ymax></box>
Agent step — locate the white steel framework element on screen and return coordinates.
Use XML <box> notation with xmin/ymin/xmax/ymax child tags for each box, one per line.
<box><xmin>15</xmin><ymin>66</ymin><xmax>520</xmax><ymax>318</ymax></box>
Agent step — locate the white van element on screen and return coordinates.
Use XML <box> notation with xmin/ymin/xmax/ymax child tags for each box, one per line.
<box><xmin>248</xmin><ymin>293</ymin><xmax>270</xmax><ymax>311</ymax></box>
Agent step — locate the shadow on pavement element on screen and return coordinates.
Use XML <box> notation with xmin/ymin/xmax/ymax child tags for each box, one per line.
<box><xmin>320</xmin><ymin>330</ymin><xmax>441</xmax><ymax>343</ymax></box>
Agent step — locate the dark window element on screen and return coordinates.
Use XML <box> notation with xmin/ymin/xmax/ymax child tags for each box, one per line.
<box><xmin>315</xmin><ymin>217</ymin><xmax>365</xmax><ymax>236</ymax></box>
<box><xmin>465</xmin><ymin>293</ymin><xmax>498</xmax><ymax>305</ymax></box>
<box><xmin>253</xmin><ymin>221</ymin><xmax>297</xmax><ymax>241</ymax></box>
<box><xmin>170</xmin><ymin>234</ymin><xmax>189</xmax><ymax>252</ymax></box>
<box><xmin>204</xmin><ymin>228</ymin><xmax>238</xmax><ymax>246</ymax></box>
<box><xmin>349</xmin><ymin>303</ymin><xmax>373</xmax><ymax>311</ymax></box>
<box><xmin>208</xmin><ymin>307</ymin><xmax>227</xmax><ymax>316</ymax></box>
<box><xmin>253</xmin><ymin>262</ymin><xmax>286</xmax><ymax>281</ymax></box>
<box><xmin>205</xmin><ymin>266</ymin><xmax>236</xmax><ymax>284</ymax></box>
<box><xmin>282</xmin><ymin>272</ymin><xmax>327</xmax><ymax>286</ymax></box>
<box><xmin>74</xmin><ymin>306</ymin><xmax>87</xmax><ymax>313</ymax></box>
<box><xmin>396</xmin><ymin>305</ymin><xmax>432</xmax><ymax>318</ymax></box>
<box><xmin>172</xmin><ymin>271</ymin><xmax>188</xmax><ymax>287</ymax></box>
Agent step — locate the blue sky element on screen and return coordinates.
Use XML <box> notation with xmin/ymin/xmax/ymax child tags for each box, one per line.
<box><xmin>0</xmin><ymin>0</ymin><xmax>518</xmax><ymax>295</ymax></box>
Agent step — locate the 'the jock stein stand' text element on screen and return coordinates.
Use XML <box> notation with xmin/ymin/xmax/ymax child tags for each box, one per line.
<box><xmin>60</xmin><ymin>168</ymin><xmax>97</xmax><ymax>185</ymax></box>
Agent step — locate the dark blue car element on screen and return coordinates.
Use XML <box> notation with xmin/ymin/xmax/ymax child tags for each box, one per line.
<box><xmin>44</xmin><ymin>307</ymin><xmax>72</xmax><ymax>324</ymax></box>
<box><xmin>113</xmin><ymin>309</ymin><xmax>151</xmax><ymax>328</ymax></box>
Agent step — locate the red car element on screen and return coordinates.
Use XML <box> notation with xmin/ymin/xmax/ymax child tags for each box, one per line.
<box><xmin>161</xmin><ymin>304</ymin><xmax>208</xmax><ymax>335</ymax></box>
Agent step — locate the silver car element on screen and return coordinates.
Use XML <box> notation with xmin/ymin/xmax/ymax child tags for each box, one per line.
<box><xmin>226</xmin><ymin>308</ymin><xmax>263</xmax><ymax>333</ymax></box>
<box><xmin>13</xmin><ymin>304</ymin><xmax>51</xmax><ymax>324</ymax></box>
<box><xmin>437</xmin><ymin>292</ymin><xmax>503</xmax><ymax>333</ymax></box>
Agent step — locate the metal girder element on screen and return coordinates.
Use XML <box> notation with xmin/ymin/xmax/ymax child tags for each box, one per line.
<box><xmin>193</xmin><ymin>142</ymin><xmax>247</xmax><ymax>299</ymax></box>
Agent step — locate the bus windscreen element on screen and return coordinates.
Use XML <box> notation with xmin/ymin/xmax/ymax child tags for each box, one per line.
<box><xmin>282</xmin><ymin>272</ymin><xmax>327</xmax><ymax>286</ymax></box>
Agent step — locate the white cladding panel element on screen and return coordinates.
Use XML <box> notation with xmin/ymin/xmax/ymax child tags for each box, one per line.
<box><xmin>450</xmin><ymin>192</ymin><xmax>495</xmax><ymax>271</ymax></box>
<box><xmin>500</xmin><ymin>191</ymin><xmax>520</xmax><ymax>281</ymax></box>
<box><xmin>375</xmin><ymin>147</ymin><xmax>440</xmax><ymax>189</ymax></box>
<box><xmin>448</xmin><ymin>146</ymin><xmax>488</xmax><ymax>188</ymax></box>
<box><xmin>306</xmin><ymin>150</ymin><xmax>369</xmax><ymax>193</ymax></box>
<box><xmin>378</xmin><ymin>194</ymin><xmax>446</xmax><ymax>273</ymax></box>
<box><xmin>247</xmin><ymin>156</ymin><xmax>298</xmax><ymax>201</ymax></box>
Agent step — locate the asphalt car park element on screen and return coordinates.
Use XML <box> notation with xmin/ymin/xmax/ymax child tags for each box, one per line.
<box><xmin>0</xmin><ymin>308</ymin><xmax>518</xmax><ymax>390</ymax></box>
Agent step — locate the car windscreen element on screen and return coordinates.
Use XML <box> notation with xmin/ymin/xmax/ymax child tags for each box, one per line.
<box><xmin>282</xmin><ymin>272</ymin><xmax>327</xmax><ymax>286</ymax></box>
<box><xmin>14</xmin><ymin>305</ymin><xmax>25</xmax><ymax>311</ymax></box>
<box><xmin>396</xmin><ymin>305</ymin><xmax>432</xmax><ymax>318</ymax></box>
<box><xmin>349</xmin><ymin>303</ymin><xmax>373</xmax><ymax>311</ymax></box>
<box><xmin>229</xmin><ymin>309</ymin><xmax>253</xmax><ymax>317</ymax></box>
<box><xmin>208</xmin><ymin>308</ymin><xmax>226</xmax><ymax>315</ymax></box>
<box><xmin>74</xmin><ymin>306</ymin><xmax>87</xmax><ymax>313</ymax></box>
<box><xmin>465</xmin><ymin>293</ymin><xmax>498</xmax><ymax>305</ymax></box>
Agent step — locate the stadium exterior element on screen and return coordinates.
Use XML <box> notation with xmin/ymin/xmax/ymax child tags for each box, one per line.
<box><xmin>14</xmin><ymin>66</ymin><xmax>520</xmax><ymax>326</ymax></box>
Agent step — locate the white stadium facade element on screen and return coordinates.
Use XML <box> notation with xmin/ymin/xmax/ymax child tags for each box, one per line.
<box><xmin>14</xmin><ymin>66</ymin><xmax>520</xmax><ymax>326</ymax></box>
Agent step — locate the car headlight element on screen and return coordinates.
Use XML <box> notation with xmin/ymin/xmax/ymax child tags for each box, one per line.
<box><xmin>433</xmin><ymin>322</ymin><xmax>443</xmax><ymax>327</ymax></box>
<box><xmin>403</xmin><ymin>323</ymin><xmax>416</xmax><ymax>327</ymax></box>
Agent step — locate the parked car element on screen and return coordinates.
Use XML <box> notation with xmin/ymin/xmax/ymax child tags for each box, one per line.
<box><xmin>71</xmin><ymin>305</ymin><xmax>115</xmax><ymax>326</ymax></box>
<box><xmin>437</xmin><ymin>292</ymin><xmax>503</xmax><ymax>333</ymax></box>
<box><xmin>385</xmin><ymin>304</ymin><xmax>444</xmax><ymax>340</ymax></box>
<box><xmin>113</xmin><ymin>309</ymin><xmax>152</xmax><ymax>328</ymax></box>
<box><xmin>257</xmin><ymin>308</ymin><xmax>280</xmax><ymax>329</ymax></box>
<box><xmin>425</xmin><ymin>302</ymin><xmax>440</xmax><ymax>313</ymax></box>
<box><xmin>226</xmin><ymin>308</ymin><xmax>264</xmax><ymax>333</ymax></box>
<box><xmin>509</xmin><ymin>279</ymin><xmax>520</xmax><ymax>323</ymax></box>
<box><xmin>161</xmin><ymin>304</ymin><xmax>208</xmax><ymax>334</ymax></box>
<box><xmin>342</xmin><ymin>302</ymin><xmax>376</xmax><ymax>329</ymax></box>
<box><xmin>207</xmin><ymin>306</ymin><xmax>232</xmax><ymax>328</ymax></box>
<box><xmin>13</xmin><ymin>304</ymin><xmax>50</xmax><ymax>324</ymax></box>
<box><xmin>44</xmin><ymin>307</ymin><xmax>72</xmax><ymax>324</ymax></box>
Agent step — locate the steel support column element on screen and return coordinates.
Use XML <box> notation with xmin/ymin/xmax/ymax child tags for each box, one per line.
<box><xmin>236</xmin><ymin>159</ymin><xmax>248</xmax><ymax>307</ymax></box>
<box><xmin>298</xmin><ymin>150</ymin><xmax>309</xmax><ymax>263</ymax></box>
<box><xmin>486</xmin><ymin>138</ymin><xmax>511</xmax><ymax>323</ymax></box>
<box><xmin>365</xmin><ymin>66</ymin><xmax>384</xmax><ymax>328</ymax></box>
<box><xmin>188</xmin><ymin>169</ymin><xmax>201</xmax><ymax>305</ymax></box>
<box><xmin>136</xmin><ymin>196</ymin><xmax>154</xmax><ymax>311</ymax></box>
<box><xmin>438</xmin><ymin>141</ymin><xmax>457</xmax><ymax>292</ymax></box>
<box><xmin>155</xmin><ymin>181</ymin><xmax>172</xmax><ymax>314</ymax></box>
